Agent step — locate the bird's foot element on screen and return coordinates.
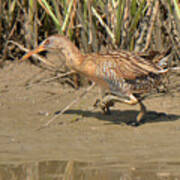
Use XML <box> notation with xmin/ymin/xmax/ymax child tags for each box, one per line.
<box><xmin>93</xmin><ymin>99</ymin><xmax>101</xmax><ymax>108</ymax></box>
<box><xmin>127</xmin><ymin>120</ymin><xmax>144</xmax><ymax>127</ymax></box>
<box><xmin>102</xmin><ymin>100</ymin><xmax>114</xmax><ymax>115</ymax></box>
<box><xmin>131</xmin><ymin>101</ymin><xmax>146</xmax><ymax>126</ymax></box>
<box><xmin>93</xmin><ymin>98</ymin><xmax>114</xmax><ymax>115</ymax></box>
<box><xmin>101</xmin><ymin>104</ymin><xmax>111</xmax><ymax>115</ymax></box>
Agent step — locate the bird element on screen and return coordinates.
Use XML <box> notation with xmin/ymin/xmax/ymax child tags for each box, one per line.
<box><xmin>20</xmin><ymin>34</ymin><xmax>169</xmax><ymax>125</ymax></box>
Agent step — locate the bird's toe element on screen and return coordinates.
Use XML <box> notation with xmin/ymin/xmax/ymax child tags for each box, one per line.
<box><xmin>127</xmin><ymin>119</ymin><xmax>144</xmax><ymax>126</ymax></box>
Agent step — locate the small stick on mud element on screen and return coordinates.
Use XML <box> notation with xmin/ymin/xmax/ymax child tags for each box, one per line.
<box><xmin>36</xmin><ymin>82</ymin><xmax>95</xmax><ymax>131</ymax></box>
<box><xmin>26</xmin><ymin>71</ymin><xmax>76</xmax><ymax>88</ymax></box>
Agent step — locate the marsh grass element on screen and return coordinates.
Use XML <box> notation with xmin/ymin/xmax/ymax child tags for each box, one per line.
<box><xmin>1</xmin><ymin>0</ymin><xmax>179</xmax><ymax>66</ymax></box>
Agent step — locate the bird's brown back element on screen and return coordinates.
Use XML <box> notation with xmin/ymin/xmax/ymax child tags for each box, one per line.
<box><xmin>78</xmin><ymin>50</ymin><xmax>167</xmax><ymax>96</ymax></box>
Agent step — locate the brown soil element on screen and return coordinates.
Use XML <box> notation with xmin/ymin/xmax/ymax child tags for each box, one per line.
<box><xmin>0</xmin><ymin>61</ymin><xmax>180</xmax><ymax>179</ymax></box>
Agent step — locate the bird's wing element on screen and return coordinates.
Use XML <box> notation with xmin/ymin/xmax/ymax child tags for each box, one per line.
<box><xmin>81</xmin><ymin>51</ymin><xmax>165</xmax><ymax>95</ymax></box>
<box><xmin>97</xmin><ymin>50</ymin><xmax>165</xmax><ymax>80</ymax></box>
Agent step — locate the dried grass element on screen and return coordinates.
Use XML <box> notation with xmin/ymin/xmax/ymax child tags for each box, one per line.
<box><xmin>1</xmin><ymin>0</ymin><xmax>179</xmax><ymax>67</ymax></box>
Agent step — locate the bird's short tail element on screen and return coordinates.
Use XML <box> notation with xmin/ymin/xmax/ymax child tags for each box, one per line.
<box><xmin>154</xmin><ymin>47</ymin><xmax>172</xmax><ymax>73</ymax></box>
<box><xmin>156</xmin><ymin>47</ymin><xmax>180</xmax><ymax>73</ymax></box>
<box><xmin>155</xmin><ymin>47</ymin><xmax>172</xmax><ymax>68</ymax></box>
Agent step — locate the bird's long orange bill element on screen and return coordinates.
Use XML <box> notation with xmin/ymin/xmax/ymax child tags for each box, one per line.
<box><xmin>19</xmin><ymin>45</ymin><xmax>45</xmax><ymax>61</ymax></box>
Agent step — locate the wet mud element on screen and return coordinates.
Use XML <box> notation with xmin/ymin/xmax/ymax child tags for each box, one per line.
<box><xmin>0</xmin><ymin>62</ymin><xmax>180</xmax><ymax>179</ymax></box>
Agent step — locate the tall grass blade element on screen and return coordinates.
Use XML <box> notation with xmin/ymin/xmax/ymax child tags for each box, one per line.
<box><xmin>37</xmin><ymin>0</ymin><xmax>61</xmax><ymax>32</ymax></box>
<box><xmin>61</xmin><ymin>0</ymin><xmax>74</xmax><ymax>32</ymax></box>
<box><xmin>174</xmin><ymin>0</ymin><xmax>180</xmax><ymax>19</ymax></box>
<box><xmin>116</xmin><ymin>0</ymin><xmax>125</xmax><ymax>46</ymax></box>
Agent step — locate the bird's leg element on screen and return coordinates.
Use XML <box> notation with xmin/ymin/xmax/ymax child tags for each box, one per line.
<box><xmin>98</xmin><ymin>94</ymin><xmax>127</xmax><ymax>115</ymax></box>
<box><xmin>101</xmin><ymin>94</ymin><xmax>138</xmax><ymax>105</ymax></box>
<box><xmin>93</xmin><ymin>89</ymin><xmax>114</xmax><ymax>115</ymax></box>
<box><xmin>136</xmin><ymin>100</ymin><xmax>146</xmax><ymax>123</ymax></box>
<box><xmin>93</xmin><ymin>88</ymin><xmax>104</xmax><ymax>108</ymax></box>
<box><xmin>123</xmin><ymin>95</ymin><xmax>147</xmax><ymax>124</ymax></box>
<box><xmin>100</xmin><ymin>98</ymin><xmax>114</xmax><ymax>115</ymax></box>
<box><xmin>101</xmin><ymin>94</ymin><xmax>147</xmax><ymax>124</ymax></box>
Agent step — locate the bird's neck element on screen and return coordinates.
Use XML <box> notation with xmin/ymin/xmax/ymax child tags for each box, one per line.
<box><xmin>60</xmin><ymin>41</ymin><xmax>84</xmax><ymax>71</ymax></box>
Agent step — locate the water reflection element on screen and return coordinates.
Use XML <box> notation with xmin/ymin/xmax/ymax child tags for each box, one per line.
<box><xmin>0</xmin><ymin>160</ymin><xmax>180</xmax><ymax>180</ymax></box>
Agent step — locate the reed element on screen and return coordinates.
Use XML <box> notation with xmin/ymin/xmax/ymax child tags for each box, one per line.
<box><xmin>1</xmin><ymin>0</ymin><xmax>179</xmax><ymax>66</ymax></box>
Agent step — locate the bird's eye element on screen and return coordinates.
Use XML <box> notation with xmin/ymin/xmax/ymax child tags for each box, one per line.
<box><xmin>44</xmin><ymin>39</ymin><xmax>50</xmax><ymax>46</ymax></box>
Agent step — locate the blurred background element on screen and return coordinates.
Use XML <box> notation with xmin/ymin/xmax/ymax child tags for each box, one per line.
<box><xmin>1</xmin><ymin>0</ymin><xmax>179</xmax><ymax>63</ymax></box>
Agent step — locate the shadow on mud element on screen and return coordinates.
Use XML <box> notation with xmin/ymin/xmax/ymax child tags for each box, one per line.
<box><xmin>64</xmin><ymin>109</ymin><xmax>180</xmax><ymax>126</ymax></box>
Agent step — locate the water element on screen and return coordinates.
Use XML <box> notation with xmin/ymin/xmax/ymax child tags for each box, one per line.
<box><xmin>0</xmin><ymin>160</ymin><xmax>180</xmax><ymax>180</ymax></box>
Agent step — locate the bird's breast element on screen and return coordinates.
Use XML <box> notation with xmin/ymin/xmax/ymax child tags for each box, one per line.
<box><xmin>79</xmin><ymin>60</ymin><xmax>111</xmax><ymax>89</ymax></box>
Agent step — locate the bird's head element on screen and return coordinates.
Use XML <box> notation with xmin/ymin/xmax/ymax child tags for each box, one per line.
<box><xmin>20</xmin><ymin>35</ymin><xmax>72</xmax><ymax>61</ymax></box>
<box><xmin>20</xmin><ymin>34</ymin><xmax>83</xmax><ymax>70</ymax></box>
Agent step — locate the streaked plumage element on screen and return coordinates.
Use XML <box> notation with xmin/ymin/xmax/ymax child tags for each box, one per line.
<box><xmin>81</xmin><ymin>50</ymin><xmax>166</xmax><ymax>94</ymax></box>
<box><xmin>20</xmin><ymin>35</ymin><xmax>169</xmax><ymax>125</ymax></box>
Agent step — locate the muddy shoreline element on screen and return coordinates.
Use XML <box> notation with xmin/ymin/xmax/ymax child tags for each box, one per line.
<box><xmin>0</xmin><ymin>62</ymin><xmax>180</xmax><ymax>179</ymax></box>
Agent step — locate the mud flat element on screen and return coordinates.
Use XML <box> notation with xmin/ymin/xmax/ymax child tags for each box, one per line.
<box><xmin>0</xmin><ymin>62</ymin><xmax>180</xmax><ymax>179</ymax></box>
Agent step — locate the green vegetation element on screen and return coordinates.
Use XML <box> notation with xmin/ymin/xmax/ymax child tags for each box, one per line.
<box><xmin>0</xmin><ymin>0</ymin><xmax>179</xmax><ymax>64</ymax></box>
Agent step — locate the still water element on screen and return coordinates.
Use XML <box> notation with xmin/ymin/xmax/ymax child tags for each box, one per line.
<box><xmin>0</xmin><ymin>160</ymin><xmax>180</xmax><ymax>180</ymax></box>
